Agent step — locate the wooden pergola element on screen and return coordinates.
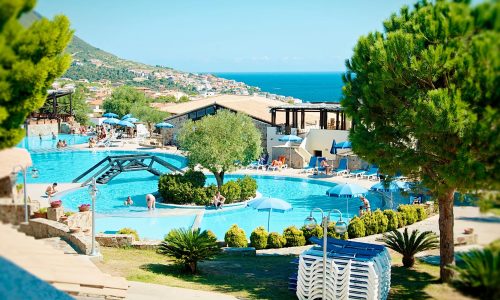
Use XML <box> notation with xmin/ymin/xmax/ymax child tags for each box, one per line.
<box><xmin>270</xmin><ymin>103</ymin><xmax>349</xmax><ymax>130</ymax></box>
<box><xmin>30</xmin><ymin>89</ymin><xmax>74</xmax><ymax>122</ymax></box>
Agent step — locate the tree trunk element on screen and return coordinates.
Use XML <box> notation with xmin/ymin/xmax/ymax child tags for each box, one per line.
<box><xmin>214</xmin><ymin>171</ymin><xmax>225</xmax><ymax>190</ymax></box>
<box><xmin>402</xmin><ymin>255</ymin><xmax>415</xmax><ymax>268</ymax></box>
<box><xmin>438</xmin><ymin>188</ymin><xmax>456</xmax><ymax>283</ymax></box>
<box><xmin>187</xmin><ymin>261</ymin><xmax>197</xmax><ymax>274</ymax></box>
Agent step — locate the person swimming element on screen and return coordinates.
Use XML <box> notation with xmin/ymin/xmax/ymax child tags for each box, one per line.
<box><xmin>124</xmin><ymin>196</ymin><xmax>133</xmax><ymax>206</ymax></box>
<box><xmin>146</xmin><ymin>194</ymin><xmax>156</xmax><ymax>210</ymax></box>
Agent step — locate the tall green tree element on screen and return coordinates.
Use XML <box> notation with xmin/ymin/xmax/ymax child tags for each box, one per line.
<box><xmin>102</xmin><ymin>85</ymin><xmax>151</xmax><ymax>117</ymax></box>
<box><xmin>178</xmin><ymin>110</ymin><xmax>262</xmax><ymax>189</ymax></box>
<box><xmin>56</xmin><ymin>84</ymin><xmax>91</xmax><ymax>125</ymax></box>
<box><xmin>342</xmin><ymin>0</ymin><xmax>499</xmax><ymax>282</ymax></box>
<box><xmin>130</xmin><ymin>105</ymin><xmax>169</xmax><ymax>130</ymax></box>
<box><xmin>0</xmin><ymin>0</ymin><xmax>73</xmax><ymax>149</ymax></box>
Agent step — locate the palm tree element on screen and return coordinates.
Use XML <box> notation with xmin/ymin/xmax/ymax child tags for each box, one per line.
<box><xmin>159</xmin><ymin>228</ymin><xmax>220</xmax><ymax>274</ymax></box>
<box><xmin>381</xmin><ymin>228</ymin><xmax>438</xmax><ymax>268</ymax></box>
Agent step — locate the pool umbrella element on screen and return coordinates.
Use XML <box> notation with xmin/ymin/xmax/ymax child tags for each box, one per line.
<box><xmin>117</xmin><ymin>120</ymin><xmax>135</xmax><ymax>128</ymax></box>
<box><xmin>326</xmin><ymin>183</ymin><xmax>368</xmax><ymax>218</ymax></box>
<box><xmin>102</xmin><ymin>118</ymin><xmax>119</xmax><ymax>125</ymax></box>
<box><xmin>103</xmin><ymin>112</ymin><xmax>118</xmax><ymax>118</ymax></box>
<box><xmin>123</xmin><ymin>117</ymin><xmax>138</xmax><ymax>123</ymax></box>
<box><xmin>248</xmin><ymin>197</ymin><xmax>292</xmax><ymax>232</ymax></box>
<box><xmin>278</xmin><ymin>135</ymin><xmax>303</xmax><ymax>167</ymax></box>
<box><xmin>155</xmin><ymin>122</ymin><xmax>174</xmax><ymax>128</ymax></box>
<box><xmin>121</xmin><ymin>114</ymin><xmax>133</xmax><ymax>120</ymax></box>
<box><xmin>370</xmin><ymin>180</ymin><xmax>409</xmax><ymax>192</ymax></box>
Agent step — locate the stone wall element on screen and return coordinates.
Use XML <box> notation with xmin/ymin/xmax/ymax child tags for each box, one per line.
<box><xmin>96</xmin><ymin>233</ymin><xmax>135</xmax><ymax>247</ymax></box>
<box><xmin>65</xmin><ymin>211</ymin><xmax>92</xmax><ymax>230</ymax></box>
<box><xmin>26</xmin><ymin>122</ymin><xmax>58</xmax><ymax>136</ymax></box>
<box><xmin>0</xmin><ymin>202</ymin><xmax>40</xmax><ymax>225</ymax></box>
<box><xmin>18</xmin><ymin>217</ymin><xmax>98</xmax><ymax>255</ymax></box>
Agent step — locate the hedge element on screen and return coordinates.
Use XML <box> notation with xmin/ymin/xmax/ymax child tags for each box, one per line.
<box><xmin>250</xmin><ymin>226</ymin><xmax>268</xmax><ymax>249</ymax></box>
<box><xmin>348</xmin><ymin>216</ymin><xmax>366</xmax><ymax>238</ymax></box>
<box><xmin>117</xmin><ymin>227</ymin><xmax>139</xmax><ymax>240</ymax></box>
<box><xmin>301</xmin><ymin>224</ymin><xmax>323</xmax><ymax>244</ymax></box>
<box><xmin>383</xmin><ymin>209</ymin><xmax>400</xmax><ymax>231</ymax></box>
<box><xmin>283</xmin><ymin>226</ymin><xmax>306</xmax><ymax>247</ymax></box>
<box><xmin>267</xmin><ymin>232</ymin><xmax>287</xmax><ymax>248</ymax></box>
<box><xmin>158</xmin><ymin>171</ymin><xmax>257</xmax><ymax>206</ymax></box>
<box><xmin>224</xmin><ymin>224</ymin><xmax>248</xmax><ymax>247</ymax></box>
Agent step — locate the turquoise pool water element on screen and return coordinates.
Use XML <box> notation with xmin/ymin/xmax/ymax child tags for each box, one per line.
<box><xmin>24</xmin><ymin>150</ymin><xmax>187</xmax><ymax>184</ymax></box>
<box><xmin>18</xmin><ymin>134</ymin><xmax>89</xmax><ymax>150</ymax></box>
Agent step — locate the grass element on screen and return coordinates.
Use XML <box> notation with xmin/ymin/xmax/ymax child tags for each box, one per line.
<box><xmin>95</xmin><ymin>247</ymin><xmax>473</xmax><ymax>300</ymax></box>
<box><xmin>96</xmin><ymin>247</ymin><xmax>296</xmax><ymax>299</ymax></box>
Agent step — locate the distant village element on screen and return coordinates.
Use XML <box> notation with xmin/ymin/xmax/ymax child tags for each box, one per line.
<box><xmin>59</xmin><ymin>58</ymin><xmax>302</xmax><ymax>118</ymax></box>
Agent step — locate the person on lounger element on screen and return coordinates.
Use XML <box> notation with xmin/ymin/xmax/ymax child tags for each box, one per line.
<box><xmin>320</xmin><ymin>159</ymin><xmax>331</xmax><ymax>175</ymax></box>
<box><xmin>45</xmin><ymin>183</ymin><xmax>58</xmax><ymax>197</ymax></box>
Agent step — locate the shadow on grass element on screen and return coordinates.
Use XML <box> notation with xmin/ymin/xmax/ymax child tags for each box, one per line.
<box><xmin>140</xmin><ymin>255</ymin><xmax>297</xmax><ymax>300</ymax></box>
<box><xmin>389</xmin><ymin>265</ymin><xmax>438</xmax><ymax>300</ymax></box>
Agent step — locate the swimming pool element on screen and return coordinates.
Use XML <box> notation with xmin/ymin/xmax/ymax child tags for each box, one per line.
<box><xmin>18</xmin><ymin>134</ymin><xmax>89</xmax><ymax>150</ymax></box>
<box><xmin>59</xmin><ymin>173</ymin><xmax>410</xmax><ymax>240</ymax></box>
<box><xmin>24</xmin><ymin>150</ymin><xmax>187</xmax><ymax>184</ymax></box>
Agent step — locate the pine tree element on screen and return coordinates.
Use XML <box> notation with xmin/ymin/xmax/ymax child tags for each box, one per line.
<box><xmin>0</xmin><ymin>0</ymin><xmax>73</xmax><ymax>149</ymax></box>
<box><xmin>342</xmin><ymin>0</ymin><xmax>499</xmax><ymax>282</ymax></box>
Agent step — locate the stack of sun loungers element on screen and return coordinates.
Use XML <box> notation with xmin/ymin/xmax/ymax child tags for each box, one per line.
<box><xmin>294</xmin><ymin>237</ymin><xmax>391</xmax><ymax>300</ymax></box>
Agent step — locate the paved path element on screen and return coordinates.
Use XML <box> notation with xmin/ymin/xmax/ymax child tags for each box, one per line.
<box><xmin>126</xmin><ymin>281</ymin><xmax>238</xmax><ymax>300</ymax></box>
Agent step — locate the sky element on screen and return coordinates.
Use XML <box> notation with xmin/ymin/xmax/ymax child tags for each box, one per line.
<box><xmin>36</xmin><ymin>0</ymin><xmax>420</xmax><ymax>73</ymax></box>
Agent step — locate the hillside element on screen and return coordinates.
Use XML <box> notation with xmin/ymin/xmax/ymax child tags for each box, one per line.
<box><xmin>18</xmin><ymin>11</ymin><xmax>258</xmax><ymax>97</ymax></box>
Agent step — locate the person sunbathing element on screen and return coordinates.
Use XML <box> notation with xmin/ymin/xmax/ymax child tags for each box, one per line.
<box><xmin>320</xmin><ymin>159</ymin><xmax>331</xmax><ymax>175</ymax></box>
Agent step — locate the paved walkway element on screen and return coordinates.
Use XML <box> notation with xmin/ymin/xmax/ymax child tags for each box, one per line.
<box><xmin>127</xmin><ymin>281</ymin><xmax>238</xmax><ymax>300</ymax></box>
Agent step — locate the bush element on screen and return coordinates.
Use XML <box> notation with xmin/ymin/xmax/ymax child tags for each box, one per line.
<box><xmin>250</xmin><ymin>226</ymin><xmax>268</xmax><ymax>249</ymax></box>
<box><xmin>397</xmin><ymin>205</ymin><xmax>418</xmax><ymax>225</ymax></box>
<box><xmin>159</xmin><ymin>228</ymin><xmax>220</xmax><ymax>274</ymax></box>
<box><xmin>452</xmin><ymin>248</ymin><xmax>500</xmax><ymax>299</ymax></box>
<box><xmin>191</xmin><ymin>188</ymin><xmax>210</xmax><ymax>206</ymax></box>
<box><xmin>372</xmin><ymin>209</ymin><xmax>389</xmax><ymax>234</ymax></box>
<box><xmin>237</xmin><ymin>176</ymin><xmax>258</xmax><ymax>200</ymax></box>
<box><xmin>205</xmin><ymin>230</ymin><xmax>218</xmax><ymax>241</ymax></box>
<box><xmin>117</xmin><ymin>227</ymin><xmax>139</xmax><ymax>240</ymax></box>
<box><xmin>347</xmin><ymin>217</ymin><xmax>366</xmax><ymax>238</ymax></box>
<box><xmin>220</xmin><ymin>181</ymin><xmax>242</xmax><ymax>204</ymax></box>
<box><xmin>224</xmin><ymin>224</ymin><xmax>248</xmax><ymax>247</ymax></box>
<box><xmin>397</xmin><ymin>212</ymin><xmax>406</xmax><ymax>228</ymax></box>
<box><xmin>361</xmin><ymin>212</ymin><xmax>379</xmax><ymax>236</ymax></box>
<box><xmin>383</xmin><ymin>210</ymin><xmax>400</xmax><ymax>231</ymax></box>
<box><xmin>415</xmin><ymin>205</ymin><xmax>427</xmax><ymax>221</ymax></box>
<box><xmin>283</xmin><ymin>226</ymin><xmax>306</xmax><ymax>247</ymax></box>
<box><xmin>183</xmin><ymin>169</ymin><xmax>206</xmax><ymax>188</ymax></box>
<box><xmin>267</xmin><ymin>232</ymin><xmax>287</xmax><ymax>248</ymax></box>
<box><xmin>301</xmin><ymin>225</ymin><xmax>323</xmax><ymax>244</ymax></box>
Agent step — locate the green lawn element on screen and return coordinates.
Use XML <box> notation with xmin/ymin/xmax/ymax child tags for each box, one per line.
<box><xmin>96</xmin><ymin>247</ymin><xmax>472</xmax><ymax>300</ymax></box>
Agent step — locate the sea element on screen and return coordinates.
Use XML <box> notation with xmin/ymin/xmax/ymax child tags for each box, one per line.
<box><xmin>213</xmin><ymin>72</ymin><xmax>345</xmax><ymax>103</ymax></box>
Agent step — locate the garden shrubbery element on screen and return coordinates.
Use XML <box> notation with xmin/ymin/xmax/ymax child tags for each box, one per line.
<box><xmin>383</xmin><ymin>209</ymin><xmax>400</xmax><ymax>231</ymax></box>
<box><xmin>301</xmin><ymin>224</ymin><xmax>323</xmax><ymax>244</ymax></box>
<box><xmin>224</xmin><ymin>224</ymin><xmax>248</xmax><ymax>247</ymax></box>
<box><xmin>117</xmin><ymin>227</ymin><xmax>139</xmax><ymax>240</ymax></box>
<box><xmin>267</xmin><ymin>232</ymin><xmax>287</xmax><ymax>248</ymax></box>
<box><xmin>347</xmin><ymin>216</ymin><xmax>366</xmax><ymax>238</ymax></box>
<box><xmin>283</xmin><ymin>226</ymin><xmax>306</xmax><ymax>247</ymax></box>
<box><xmin>398</xmin><ymin>205</ymin><xmax>418</xmax><ymax>225</ymax></box>
<box><xmin>360</xmin><ymin>212</ymin><xmax>379</xmax><ymax>235</ymax></box>
<box><xmin>250</xmin><ymin>226</ymin><xmax>268</xmax><ymax>249</ymax></box>
<box><xmin>158</xmin><ymin>171</ymin><xmax>257</xmax><ymax>206</ymax></box>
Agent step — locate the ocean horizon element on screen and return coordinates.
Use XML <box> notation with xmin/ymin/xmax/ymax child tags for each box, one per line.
<box><xmin>212</xmin><ymin>72</ymin><xmax>345</xmax><ymax>103</ymax></box>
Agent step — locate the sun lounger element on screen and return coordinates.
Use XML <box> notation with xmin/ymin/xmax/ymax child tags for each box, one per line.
<box><xmin>268</xmin><ymin>156</ymin><xmax>287</xmax><ymax>171</ymax></box>
<box><xmin>346</xmin><ymin>169</ymin><xmax>366</xmax><ymax>178</ymax></box>
<box><xmin>331</xmin><ymin>158</ymin><xmax>349</xmax><ymax>176</ymax></box>
<box><xmin>361</xmin><ymin>167</ymin><xmax>379</xmax><ymax>180</ymax></box>
<box><xmin>315</xmin><ymin>157</ymin><xmax>327</xmax><ymax>174</ymax></box>
<box><xmin>302</xmin><ymin>156</ymin><xmax>318</xmax><ymax>173</ymax></box>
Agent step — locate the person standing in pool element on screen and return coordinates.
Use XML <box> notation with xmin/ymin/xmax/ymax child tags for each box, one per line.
<box><xmin>124</xmin><ymin>196</ymin><xmax>133</xmax><ymax>206</ymax></box>
<box><xmin>360</xmin><ymin>196</ymin><xmax>371</xmax><ymax>212</ymax></box>
<box><xmin>146</xmin><ymin>194</ymin><xmax>156</xmax><ymax>210</ymax></box>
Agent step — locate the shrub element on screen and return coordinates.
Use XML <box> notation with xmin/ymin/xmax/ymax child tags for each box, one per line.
<box><xmin>224</xmin><ymin>224</ymin><xmax>248</xmax><ymax>247</ymax></box>
<box><xmin>397</xmin><ymin>212</ymin><xmax>406</xmax><ymax>228</ymax></box>
<box><xmin>283</xmin><ymin>226</ymin><xmax>306</xmax><ymax>247</ymax></box>
<box><xmin>159</xmin><ymin>228</ymin><xmax>220</xmax><ymax>274</ymax></box>
<box><xmin>361</xmin><ymin>212</ymin><xmax>379</xmax><ymax>236</ymax></box>
<box><xmin>250</xmin><ymin>226</ymin><xmax>268</xmax><ymax>249</ymax></box>
<box><xmin>191</xmin><ymin>188</ymin><xmax>210</xmax><ymax>206</ymax></box>
<box><xmin>347</xmin><ymin>217</ymin><xmax>366</xmax><ymax>238</ymax></box>
<box><xmin>220</xmin><ymin>181</ymin><xmax>241</xmax><ymax>203</ymax></box>
<box><xmin>267</xmin><ymin>232</ymin><xmax>287</xmax><ymax>248</ymax></box>
<box><xmin>451</xmin><ymin>248</ymin><xmax>500</xmax><ymax>299</ymax></box>
<box><xmin>183</xmin><ymin>169</ymin><xmax>206</xmax><ymax>188</ymax></box>
<box><xmin>301</xmin><ymin>225</ymin><xmax>323</xmax><ymax>244</ymax></box>
<box><xmin>397</xmin><ymin>205</ymin><xmax>418</xmax><ymax>225</ymax></box>
<box><xmin>372</xmin><ymin>209</ymin><xmax>389</xmax><ymax>233</ymax></box>
<box><xmin>382</xmin><ymin>228</ymin><xmax>438</xmax><ymax>268</ymax></box>
<box><xmin>158</xmin><ymin>173</ymin><xmax>212</xmax><ymax>205</ymax></box>
<box><xmin>383</xmin><ymin>210</ymin><xmax>399</xmax><ymax>231</ymax></box>
<box><xmin>415</xmin><ymin>205</ymin><xmax>427</xmax><ymax>221</ymax></box>
<box><xmin>205</xmin><ymin>230</ymin><xmax>218</xmax><ymax>241</ymax></box>
<box><xmin>117</xmin><ymin>227</ymin><xmax>139</xmax><ymax>240</ymax></box>
<box><xmin>237</xmin><ymin>176</ymin><xmax>258</xmax><ymax>200</ymax></box>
